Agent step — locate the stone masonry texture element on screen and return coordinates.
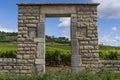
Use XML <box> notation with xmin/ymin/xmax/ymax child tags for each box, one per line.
<box><xmin>0</xmin><ymin>3</ymin><xmax>120</xmax><ymax>75</ymax></box>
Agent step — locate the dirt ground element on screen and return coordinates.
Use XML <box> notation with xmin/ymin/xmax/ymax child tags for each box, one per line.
<box><xmin>46</xmin><ymin>66</ymin><xmax>71</xmax><ymax>72</ymax></box>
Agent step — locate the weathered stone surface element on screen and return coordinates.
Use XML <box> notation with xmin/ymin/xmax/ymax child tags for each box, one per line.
<box><xmin>0</xmin><ymin>3</ymin><xmax>104</xmax><ymax>75</ymax></box>
<box><xmin>41</xmin><ymin>5</ymin><xmax>76</xmax><ymax>14</ymax></box>
<box><xmin>71</xmin><ymin>39</ymin><xmax>79</xmax><ymax>55</ymax></box>
<box><xmin>35</xmin><ymin>59</ymin><xmax>45</xmax><ymax>65</ymax></box>
<box><xmin>77</xmin><ymin>27</ymin><xmax>87</xmax><ymax>37</ymax></box>
<box><xmin>34</xmin><ymin>38</ymin><xmax>45</xmax><ymax>43</ymax></box>
<box><xmin>36</xmin><ymin>43</ymin><xmax>45</xmax><ymax>58</ymax></box>
<box><xmin>37</xmin><ymin>22</ymin><xmax>45</xmax><ymax>38</ymax></box>
<box><xmin>71</xmin><ymin>55</ymin><xmax>81</xmax><ymax>67</ymax></box>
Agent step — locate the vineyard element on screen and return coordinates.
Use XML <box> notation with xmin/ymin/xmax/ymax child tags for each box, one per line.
<box><xmin>0</xmin><ymin>42</ymin><xmax>120</xmax><ymax>66</ymax></box>
<box><xmin>0</xmin><ymin>43</ymin><xmax>17</xmax><ymax>58</ymax></box>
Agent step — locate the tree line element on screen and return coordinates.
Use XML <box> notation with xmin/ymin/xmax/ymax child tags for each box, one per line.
<box><xmin>0</xmin><ymin>31</ymin><xmax>17</xmax><ymax>42</ymax></box>
<box><xmin>0</xmin><ymin>31</ymin><xmax>70</xmax><ymax>44</ymax></box>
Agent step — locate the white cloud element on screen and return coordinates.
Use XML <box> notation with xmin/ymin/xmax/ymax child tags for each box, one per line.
<box><xmin>0</xmin><ymin>25</ymin><xmax>17</xmax><ymax>32</ymax></box>
<box><xmin>58</xmin><ymin>17</ymin><xmax>70</xmax><ymax>27</ymax></box>
<box><xmin>99</xmin><ymin>27</ymin><xmax>120</xmax><ymax>46</ymax></box>
<box><xmin>58</xmin><ymin>17</ymin><xmax>70</xmax><ymax>39</ymax></box>
<box><xmin>92</xmin><ymin>0</ymin><xmax>120</xmax><ymax>18</ymax></box>
<box><xmin>60</xmin><ymin>29</ymin><xmax>70</xmax><ymax>39</ymax></box>
<box><xmin>111</xmin><ymin>27</ymin><xmax>117</xmax><ymax>31</ymax></box>
<box><xmin>115</xmin><ymin>36</ymin><xmax>120</xmax><ymax>41</ymax></box>
<box><xmin>99</xmin><ymin>36</ymin><xmax>118</xmax><ymax>46</ymax></box>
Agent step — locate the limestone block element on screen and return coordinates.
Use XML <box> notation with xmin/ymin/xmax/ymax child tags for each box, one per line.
<box><xmin>26</xmin><ymin>16</ymin><xmax>36</xmax><ymax>20</ymax></box>
<box><xmin>18</xmin><ymin>24</ymin><xmax>25</xmax><ymax>28</ymax></box>
<box><xmin>34</xmin><ymin>38</ymin><xmax>45</xmax><ymax>43</ymax></box>
<box><xmin>35</xmin><ymin>59</ymin><xmax>45</xmax><ymax>65</ymax></box>
<box><xmin>77</xmin><ymin>27</ymin><xmax>87</xmax><ymax>37</ymax></box>
<box><xmin>28</xmin><ymin>60</ymin><xmax>34</xmax><ymax>64</ymax></box>
<box><xmin>17</xmin><ymin>55</ymin><xmax>23</xmax><ymax>59</ymax></box>
<box><xmin>41</xmin><ymin>5</ymin><xmax>76</xmax><ymax>14</ymax></box>
<box><xmin>20</xmin><ymin>70</ymin><xmax>28</xmax><ymax>74</ymax></box>
<box><xmin>36</xmin><ymin>65</ymin><xmax>45</xmax><ymax>74</ymax></box>
<box><xmin>0</xmin><ymin>59</ymin><xmax>2</xmax><ymax>62</ymax></box>
<box><xmin>93</xmin><ymin>53</ymin><xmax>99</xmax><ymax>58</ymax></box>
<box><xmin>23</xmin><ymin>55</ymin><xmax>30</xmax><ymax>59</ymax></box>
<box><xmin>89</xmin><ymin>41</ymin><xmax>98</xmax><ymax>45</ymax></box>
<box><xmin>71</xmin><ymin>14</ymin><xmax>77</xmax><ymax>22</ymax></box>
<box><xmin>36</xmin><ymin>43</ymin><xmax>45</xmax><ymax>58</ymax></box>
<box><xmin>24</xmin><ymin>13</ymin><xmax>32</xmax><ymax>16</ymax></box>
<box><xmin>26</xmin><ymin>24</ymin><xmax>37</xmax><ymax>27</ymax></box>
<box><xmin>37</xmin><ymin>22</ymin><xmax>45</xmax><ymax>38</ymax></box>
<box><xmin>71</xmin><ymin>24</ymin><xmax>77</xmax><ymax>39</ymax></box>
<box><xmin>19</xmin><ymin>31</ymin><xmax>28</xmax><ymax>34</ymax></box>
<box><xmin>40</xmin><ymin>14</ymin><xmax>45</xmax><ymax>22</ymax></box>
<box><xmin>79</xmin><ymin>46</ymin><xmax>83</xmax><ymax>49</ymax></box>
<box><xmin>18</xmin><ymin>20</ymin><xmax>23</xmax><ymax>23</ymax></box>
<box><xmin>4</xmin><ymin>66</ymin><xmax>12</xmax><ymax>69</ymax></box>
<box><xmin>71</xmin><ymin>54</ymin><xmax>81</xmax><ymax>67</ymax></box>
<box><xmin>24</xmin><ymin>20</ymin><xmax>38</xmax><ymax>23</ymax></box>
<box><xmin>79</xmin><ymin>41</ymin><xmax>88</xmax><ymax>45</ymax></box>
<box><xmin>91</xmin><ymin>50</ymin><xmax>99</xmax><ymax>53</ymax></box>
<box><xmin>71</xmin><ymin>39</ymin><xmax>79</xmax><ymax>55</ymax></box>
<box><xmin>18</xmin><ymin>16</ymin><xmax>26</xmax><ymax>20</ymax></box>
<box><xmin>80</xmin><ymin>50</ymin><xmax>88</xmax><ymax>53</ymax></box>
<box><xmin>83</xmin><ymin>45</ymin><xmax>94</xmax><ymax>49</ymax></box>
<box><xmin>29</xmin><ymin>31</ymin><xmax>36</xmax><ymax>38</ymax></box>
<box><xmin>0</xmin><ymin>66</ymin><xmax>3</xmax><ymax>69</ymax></box>
<box><xmin>0</xmin><ymin>70</ymin><xmax>9</xmax><ymax>73</ymax></box>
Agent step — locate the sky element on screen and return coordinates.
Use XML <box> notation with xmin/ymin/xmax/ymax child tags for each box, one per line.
<box><xmin>0</xmin><ymin>0</ymin><xmax>120</xmax><ymax>46</ymax></box>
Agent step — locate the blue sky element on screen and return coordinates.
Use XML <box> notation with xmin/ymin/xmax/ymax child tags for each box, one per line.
<box><xmin>0</xmin><ymin>0</ymin><xmax>120</xmax><ymax>46</ymax></box>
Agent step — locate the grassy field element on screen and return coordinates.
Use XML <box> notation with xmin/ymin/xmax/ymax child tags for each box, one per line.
<box><xmin>0</xmin><ymin>43</ymin><xmax>120</xmax><ymax>79</ymax></box>
<box><xmin>0</xmin><ymin>69</ymin><xmax>120</xmax><ymax>80</ymax></box>
<box><xmin>0</xmin><ymin>43</ymin><xmax>17</xmax><ymax>51</ymax></box>
<box><xmin>0</xmin><ymin>43</ymin><xmax>17</xmax><ymax>58</ymax></box>
<box><xmin>0</xmin><ymin>42</ymin><xmax>120</xmax><ymax>60</ymax></box>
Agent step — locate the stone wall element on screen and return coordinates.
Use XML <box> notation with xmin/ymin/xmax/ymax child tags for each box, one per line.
<box><xmin>99</xmin><ymin>60</ymin><xmax>120</xmax><ymax>72</ymax></box>
<box><xmin>1</xmin><ymin>3</ymin><xmax>119</xmax><ymax>75</ymax></box>
<box><xmin>71</xmin><ymin>5</ymin><xmax>99</xmax><ymax>72</ymax></box>
<box><xmin>0</xmin><ymin>58</ymin><xmax>17</xmax><ymax>73</ymax></box>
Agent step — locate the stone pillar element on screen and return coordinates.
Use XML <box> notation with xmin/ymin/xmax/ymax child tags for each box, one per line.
<box><xmin>34</xmin><ymin>14</ymin><xmax>45</xmax><ymax>74</ymax></box>
<box><xmin>71</xmin><ymin>14</ymin><xmax>81</xmax><ymax>72</ymax></box>
<box><xmin>77</xmin><ymin>5</ymin><xmax>99</xmax><ymax>70</ymax></box>
<box><xmin>17</xmin><ymin>6</ymin><xmax>40</xmax><ymax>74</ymax></box>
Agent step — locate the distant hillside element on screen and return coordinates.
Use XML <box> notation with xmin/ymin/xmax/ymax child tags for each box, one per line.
<box><xmin>0</xmin><ymin>31</ymin><xmax>120</xmax><ymax>50</ymax></box>
<box><xmin>0</xmin><ymin>31</ymin><xmax>17</xmax><ymax>42</ymax></box>
<box><xmin>99</xmin><ymin>45</ymin><xmax>120</xmax><ymax>50</ymax></box>
<box><xmin>0</xmin><ymin>31</ymin><xmax>70</xmax><ymax>44</ymax></box>
<box><xmin>46</xmin><ymin>35</ymin><xmax>70</xmax><ymax>44</ymax></box>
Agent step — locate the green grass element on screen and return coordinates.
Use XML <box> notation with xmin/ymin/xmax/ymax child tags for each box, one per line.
<box><xmin>0</xmin><ymin>69</ymin><xmax>120</xmax><ymax>80</ymax></box>
<box><xmin>0</xmin><ymin>43</ymin><xmax>17</xmax><ymax>58</ymax></box>
<box><xmin>0</xmin><ymin>42</ymin><xmax>120</xmax><ymax>60</ymax></box>
<box><xmin>0</xmin><ymin>43</ymin><xmax>17</xmax><ymax>51</ymax></box>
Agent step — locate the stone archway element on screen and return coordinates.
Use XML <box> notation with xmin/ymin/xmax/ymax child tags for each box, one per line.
<box><xmin>17</xmin><ymin>3</ymin><xmax>99</xmax><ymax>74</ymax></box>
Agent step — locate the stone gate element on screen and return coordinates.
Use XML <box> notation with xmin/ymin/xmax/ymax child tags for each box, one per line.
<box><xmin>17</xmin><ymin>3</ymin><xmax>99</xmax><ymax>74</ymax></box>
<box><xmin>0</xmin><ymin>3</ymin><xmax>120</xmax><ymax>75</ymax></box>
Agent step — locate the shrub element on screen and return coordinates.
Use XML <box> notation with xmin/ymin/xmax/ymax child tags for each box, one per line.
<box><xmin>99</xmin><ymin>50</ymin><xmax>120</xmax><ymax>60</ymax></box>
<box><xmin>0</xmin><ymin>69</ymin><xmax>120</xmax><ymax>80</ymax></box>
<box><xmin>45</xmin><ymin>48</ymin><xmax>71</xmax><ymax>66</ymax></box>
<box><xmin>105</xmin><ymin>51</ymin><xmax>119</xmax><ymax>60</ymax></box>
<box><xmin>0</xmin><ymin>50</ymin><xmax>16</xmax><ymax>58</ymax></box>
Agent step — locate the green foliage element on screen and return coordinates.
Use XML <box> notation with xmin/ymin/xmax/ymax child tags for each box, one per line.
<box><xmin>46</xmin><ymin>35</ymin><xmax>70</xmax><ymax>44</ymax></box>
<box><xmin>0</xmin><ymin>69</ymin><xmax>120</xmax><ymax>80</ymax></box>
<box><xmin>0</xmin><ymin>50</ymin><xmax>16</xmax><ymax>58</ymax></box>
<box><xmin>0</xmin><ymin>43</ymin><xmax>17</xmax><ymax>58</ymax></box>
<box><xmin>46</xmin><ymin>45</ymin><xmax>71</xmax><ymax>66</ymax></box>
<box><xmin>99</xmin><ymin>50</ymin><xmax>120</xmax><ymax>60</ymax></box>
<box><xmin>0</xmin><ymin>31</ymin><xmax>17</xmax><ymax>42</ymax></box>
